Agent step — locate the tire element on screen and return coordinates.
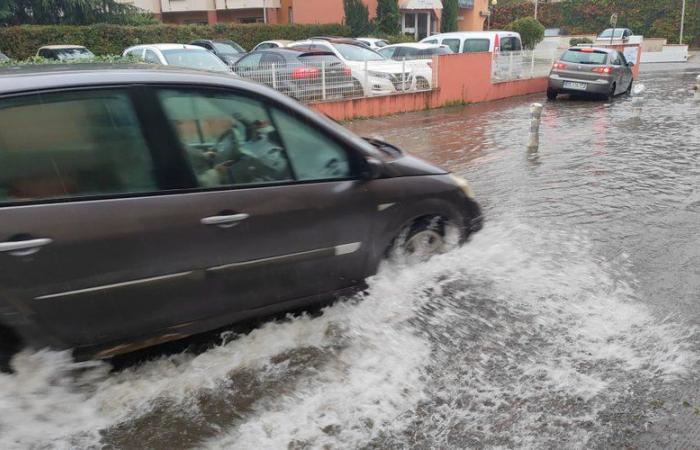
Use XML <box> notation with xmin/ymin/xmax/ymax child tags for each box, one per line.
<box><xmin>416</xmin><ymin>77</ymin><xmax>430</xmax><ymax>91</ymax></box>
<box><xmin>390</xmin><ymin>217</ymin><xmax>447</xmax><ymax>265</ymax></box>
<box><xmin>625</xmin><ymin>79</ymin><xmax>633</xmax><ymax>95</ymax></box>
<box><xmin>0</xmin><ymin>326</ymin><xmax>21</xmax><ymax>374</ymax></box>
<box><xmin>606</xmin><ymin>83</ymin><xmax>616</xmax><ymax>100</ymax></box>
<box><xmin>351</xmin><ymin>79</ymin><xmax>364</xmax><ymax>98</ymax></box>
<box><xmin>546</xmin><ymin>88</ymin><xmax>558</xmax><ymax>101</ymax></box>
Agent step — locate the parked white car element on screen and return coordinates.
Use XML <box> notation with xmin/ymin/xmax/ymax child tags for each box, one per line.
<box><xmin>289</xmin><ymin>38</ymin><xmax>422</xmax><ymax>96</ymax></box>
<box><xmin>356</xmin><ymin>37</ymin><xmax>390</xmax><ymax>50</ymax></box>
<box><xmin>378</xmin><ymin>43</ymin><xmax>453</xmax><ymax>60</ymax></box>
<box><xmin>421</xmin><ymin>31</ymin><xmax>522</xmax><ymax>54</ymax></box>
<box><xmin>122</xmin><ymin>44</ymin><xmax>231</xmax><ymax>73</ymax></box>
<box><xmin>251</xmin><ymin>40</ymin><xmax>293</xmax><ymax>52</ymax></box>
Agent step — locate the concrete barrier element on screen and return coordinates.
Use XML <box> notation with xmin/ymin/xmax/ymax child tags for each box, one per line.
<box><xmin>311</xmin><ymin>52</ymin><xmax>549</xmax><ymax>121</ymax></box>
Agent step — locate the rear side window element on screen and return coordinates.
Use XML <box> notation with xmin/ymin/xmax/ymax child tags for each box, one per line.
<box><xmin>144</xmin><ymin>49</ymin><xmax>160</xmax><ymax>64</ymax></box>
<box><xmin>442</xmin><ymin>39</ymin><xmax>461</xmax><ymax>53</ymax></box>
<box><xmin>462</xmin><ymin>39</ymin><xmax>490</xmax><ymax>53</ymax></box>
<box><xmin>270</xmin><ymin>108</ymin><xmax>354</xmax><ymax>181</ymax></box>
<box><xmin>0</xmin><ymin>90</ymin><xmax>157</xmax><ymax>204</ymax></box>
<box><xmin>500</xmin><ymin>37</ymin><xmax>522</xmax><ymax>52</ymax></box>
<box><xmin>561</xmin><ymin>50</ymin><xmax>608</xmax><ymax>65</ymax></box>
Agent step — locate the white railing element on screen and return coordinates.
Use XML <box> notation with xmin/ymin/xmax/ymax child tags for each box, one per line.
<box><xmin>492</xmin><ymin>48</ymin><xmax>559</xmax><ymax>83</ymax></box>
<box><xmin>232</xmin><ymin>58</ymin><xmax>437</xmax><ymax>104</ymax></box>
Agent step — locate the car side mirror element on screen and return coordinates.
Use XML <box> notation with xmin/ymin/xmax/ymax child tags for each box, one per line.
<box><xmin>361</xmin><ymin>156</ymin><xmax>383</xmax><ymax>180</ymax></box>
<box><xmin>628</xmin><ymin>61</ymin><xmax>635</xmax><ymax>67</ymax></box>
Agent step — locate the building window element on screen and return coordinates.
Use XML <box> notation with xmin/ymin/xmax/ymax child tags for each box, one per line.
<box><xmin>288</xmin><ymin>7</ymin><xmax>293</xmax><ymax>24</ymax></box>
<box><xmin>404</xmin><ymin>13</ymin><xmax>416</xmax><ymax>28</ymax></box>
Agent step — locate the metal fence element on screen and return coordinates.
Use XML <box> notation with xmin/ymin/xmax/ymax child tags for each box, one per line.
<box><xmin>492</xmin><ymin>48</ymin><xmax>560</xmax><ymax>83</ymax></box>
<box><xmin>232</xmin><ymin>57</ymin><xmax>437</xmax><ymax>104</ymax></box>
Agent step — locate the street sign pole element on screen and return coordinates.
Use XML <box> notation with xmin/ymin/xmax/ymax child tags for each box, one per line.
<box><xmin>610</xmin><ymin>13</ymin><xmax>618</xmax><ymax>45</ymax></box>
<box><xmin>680</xmin><ymin>0</ymin><xmax>686</xmax><ymax>44</ymax></box>
<box><xmin>534</xmin><ymin>0</ymin><xmax>538</xmax><ymax>20</ymax></box>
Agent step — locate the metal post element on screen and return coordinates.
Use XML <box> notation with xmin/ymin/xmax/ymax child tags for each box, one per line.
<box><xmin>694</xmin><ymin>74</ymin><xmax>700</xmax><ymax>101</ymax></box>
<box><xmin>271</xmin><ymin>63</ymin><xmax>277</xmax><ymax>89</ymax></box>
<box><xmin>402</xmin><ymin>58</ymin><xmax>406</xmax><ymax>91</ymax></box>
<box><xmin>364</xmin><ymin>60</ymin><xmax>369</xmax><ymax>97</ymax></box>
<box><xmin>263</xmin><ymin>0</ymin><xmax>267</xmax><ymax>24</ymax></box>
<box><xmin>527</xmin><ymin>103</ymin><xmax>543</xmax><ymax>151</ymax></box>
<box><xmin>321</xmin><ymin>61</ymin><xmax>327</xmax><ymax>100</ymax></box>
<box><xmin>680</xmin><ymin>0</ymin><xmax>686</xmax><ymax>45</ymax></box>
<box><xmin>533</xmin><ymin>0</ymin><xmax>538</xmax><ymax>20</ymax></box>
<box><xmin>530</xmin><ymin>50</ymin><xmax>535</xmax><ymax>79</ymax></box>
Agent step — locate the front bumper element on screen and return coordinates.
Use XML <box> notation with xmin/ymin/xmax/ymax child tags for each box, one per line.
<box><xmin>548</xmin><ymin>74</ymin><xmax>612</xmax><ymax>95</ymax></box>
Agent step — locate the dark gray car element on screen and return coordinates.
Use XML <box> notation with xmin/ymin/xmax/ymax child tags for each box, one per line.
<box><xmin>547</xmin><ymin>47</ymin><xmax>634</xmax><ymax>100</ymax></box>
<box><xmin>0</xmin><ymin>65</ymin><xmax>482</xmax><ymax>370</ymax></box>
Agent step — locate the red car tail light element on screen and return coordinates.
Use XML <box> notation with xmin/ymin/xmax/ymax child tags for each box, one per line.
<box><xmin>592</xmin><ymin>66</ymin><xmax>613</xmax><ymax>74</ymax></box>
<box><xmin>552</xmin><ymin>62</ymin><xmax>567</xmax><ymax>70</ymax></box>
<box><xmin>292</xmin><ymin>67</ymin><xmax>321</xmax><ymax>79</ymax></box>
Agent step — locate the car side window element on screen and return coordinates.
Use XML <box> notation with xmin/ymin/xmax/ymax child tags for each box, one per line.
<box><xmin>144</xmin><ymin>49</ymin><xmax>160</xmax><ymax>64</ymax></box>
<box><xmin>611</xmin><ymin>52</ymin><xmax>622</xmax><ymax>65</ymax></box>
<box><xmin>443</xmin><ymin>39</ymin><xmax>461</xmax><ymax>53</ymax></box>
<box><xmin>257</xmin><ymin>43</ymin><xmax>272</xmax><ymax>50</ymax></box>
<box><xmin>618</xmin><ymin>51</ymin><xmax>628</xmax><ymax>65</ymax></box>
<box><xmin>423</xmin><ymin>39</ymin><xmax>438</xmax><ymax>45</ymax></box>
<box><xmin>0</xmin><ymin>90</ymin><xmax>157</xmax><ymax>204</ymax></box>
<box><xmin>501</xmin><ymin>37</ymin><xmax>521</xmax><ymax>52</ymax></box>
<box><xmin>260</xmin><ymin>53</ymin><xmax>285</xmax><ymax>67</ymax></box>
<box><xmin>236</xmin><ymin>53</ymin><xmax>263</xmax><ymax>70</ymax></box>
<box><xmin>270</xmin><ymin>107</ymin><xmax>354</xmax><ymax>181</ymax></box>
<box><xmin>379</xmin><ymin>47</ymin><xmax>397</xmax><ymax>59</ymax></box>
<box><xmin>157</xmin><ymin>89</ymin><xmax>294</xmax><ymax>188</ymax></box>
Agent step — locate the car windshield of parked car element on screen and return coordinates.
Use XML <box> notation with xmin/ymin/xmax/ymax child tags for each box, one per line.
<box><xmin>213</xmin><ymin>42</ymin><xmax>244</xmax><ymax>55</ymax></box>
<box><xmin>561</xmin><ymin>50</ymin><xmax>608</xmax><ymax>65</ymax></box>
<box><xmin>599</xmin><ymin>29</ymin><xmax>625</xmax><ymax>38</ymax></box>
<box><xmin>333</xmin><ymin>43</ymin><xmax>385</xmax><ymax>61</ymax></box>
<box><xmin>162</xmin><ymin>49</ymin><xmax>230</xmax><ymax>72</ymax></box>
<box><xmin>55</xmin><ymin>48</ymin><xmax>94</xmax><ymax>60</ymax></box>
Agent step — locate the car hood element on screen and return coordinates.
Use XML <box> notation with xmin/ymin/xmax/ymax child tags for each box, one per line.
<box><xmin>363</xmin><ymin>138</ymin><xmax>447</xmax><ymax>176</ymax></box>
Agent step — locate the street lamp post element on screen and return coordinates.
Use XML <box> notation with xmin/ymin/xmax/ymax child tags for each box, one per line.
<box><xmin>680</xmin><ymin>0</ymin><xmax>686</xmax><ymax>44</ymax></box>
<box><xmin>487</xmin><ymin>0</ymin><xmax>498</xmax><ymax>31</ymax></box>
<box><xmin>533</xmin><ymin>0</ymin><xmax>538</xmax><ymax>20</ymax></box>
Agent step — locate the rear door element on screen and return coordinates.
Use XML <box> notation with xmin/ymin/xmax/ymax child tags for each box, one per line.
<box><xmin>0</xmin><ymin>87</ymin><xmax>212</xmax><ymax>349</ymax></box>
<box><xmin>154</xmin><ymin>86</ymin><xmax>376</xmax><ymax>313</ymax></box>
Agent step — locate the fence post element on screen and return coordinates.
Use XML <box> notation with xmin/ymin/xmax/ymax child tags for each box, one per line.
<box><xmin>364</xmin><ymin>60</ymin><xmax>369</xmax><ymax>97</ymax></box>
<box><xmin>271</xmin><ymin>63</ymin><xmax>277</xmax><ymax>89</ymax></box>
<box><xmin>530</xmin><ymin>50</ymin><xmax>535</xmax><ymax>79</ymax></box>
<box><xmin>402</xmin><ymin>58</ymin><xmax>407</xmax><ymax>90</ymax></box>
<box><xmin>321</xmin><ymin>61</ymin><xmax>327</xmax><ymax>101</ymax></box>
<box><xmin>694</xmin><ymin>74</ymin><xmax>700</xmax><ymax>101</ymax></box>
<box><xmin>509</xmin><ymin>51</ymin><xmax>514</xmax><ymax>79</ymax></box>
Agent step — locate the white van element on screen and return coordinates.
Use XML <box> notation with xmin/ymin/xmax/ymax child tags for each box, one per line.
<box><xmin>420</xmin><ymin>31</ymin><xmax>522</xmax><ymax>54</ymax></box>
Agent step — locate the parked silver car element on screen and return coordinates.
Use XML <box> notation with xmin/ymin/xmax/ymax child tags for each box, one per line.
<box><xmin>547</xmin><ymin>47</ymin><xmax>634</xmax><ymax>100</ymax></box>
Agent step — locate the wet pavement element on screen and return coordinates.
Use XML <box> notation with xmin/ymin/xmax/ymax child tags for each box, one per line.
<box><xmin>1</xmin><ymin>65</ymin><xmax>699</xmax><ymax>449</ymax></box>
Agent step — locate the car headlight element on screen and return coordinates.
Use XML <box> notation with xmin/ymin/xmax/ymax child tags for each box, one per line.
<box><xmin>450</xmin><ymin>174</ymin><xmax>475</xmax><ymax>199</ymax></box>
<box><xmin>367</xmin><ymin>70</ymin><xmax>392</xmax><ymax>80</ymax></box>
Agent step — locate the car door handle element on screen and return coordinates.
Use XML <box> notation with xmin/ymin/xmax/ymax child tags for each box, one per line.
<box><xmin>201</xmin><ymin>213</ymin><xmax>250</xmax><ymax>228</ymax></box>
<box><xmin>0</xmin><ymin>238</ymin><xmax>53</xmax><ymax>256</ymax></box>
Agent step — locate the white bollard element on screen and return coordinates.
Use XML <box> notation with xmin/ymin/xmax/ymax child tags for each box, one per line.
<box><xmin>631</xmin><ymin>96</ymin><xmax>644</xmax><ymax>117</ymax></box>
<box><xmin>694</xmin><ymin>74</ymin><xmax>700</xmax><ymax>101</ymax></box>
<box><xmin>527</xmin><ymin>103</ymin><xmax>544</xmax><ymax>151</ymax></box>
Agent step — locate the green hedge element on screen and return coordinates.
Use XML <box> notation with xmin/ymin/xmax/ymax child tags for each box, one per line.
<box><xmin>0</xmin><ymin>23</ymin><xmax>352</xmax><ymax>59</ymax></box>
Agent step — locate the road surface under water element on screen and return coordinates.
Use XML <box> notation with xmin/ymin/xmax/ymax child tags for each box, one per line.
<box><xmin>1</xmin><ymin>67</ymin><xmax>699</xmax><ymax>450</ymax></box>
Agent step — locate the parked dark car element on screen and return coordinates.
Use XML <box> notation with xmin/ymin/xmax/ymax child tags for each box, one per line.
<box><xmin>233</xmin><ymin>48</ymin><xmax>355</xmax><ymax>101</ymax></box>
<box><xmin>190</xmin><ymin>39</ymin><xmax>247</xmax><ymax>66</ymax></box>
<box><xmin>547</xmin><ymin>47</ymin><xmax>634</xmax><ymax>100</ymax></box>
<box><xmin>0</xmin><ymin>51</ymin><xmax>8</xmax><ymax>62</ymax></box>
<box><xmin>0</xmin><ymin>65</ymin><xmax>482</xmax><ymax>371</ymax></box>
<box><xmin>36</xmin><ymin>45</ymin><xmax>95</xmax><ymax>61</ymax></box>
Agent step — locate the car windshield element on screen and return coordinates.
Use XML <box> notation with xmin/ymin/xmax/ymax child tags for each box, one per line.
<box><xmin>162</xmin><ymin>49</ymin><xmax>230</xmax><ymax>72</ymax></box>
<box><xmin>376</xmin><ymin>40</ymin><xmax>389</xmax><ymax>48</ymax></box>
<box><xmin>55</xmin><ymin>48</ymin><xmax>94</xmax><ymax>60</ymax></box>
<box><xmin>600</xmin><ymin>29</ymin><xmax>625</xmax><ymax>38</ymax></box>
<box><xmin>560</xmin><ymin>50</ymin><xmax>608</xmax><ymax>65</ymax></box>
<box><xmin>213</xmin><ymin>42</ymin><xmax>244</xmax><ymax>54</ymax></box>
<box><xmin>333</xmin><ymin>43</ymin><xmax>385</xmax><ymax>61</ymax></box>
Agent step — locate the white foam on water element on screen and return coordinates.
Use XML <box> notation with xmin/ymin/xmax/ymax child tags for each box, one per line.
<box><xmin>0</xmin><ymin>221</ymin><xmax>697</xmax><ymax>450</ymax></box>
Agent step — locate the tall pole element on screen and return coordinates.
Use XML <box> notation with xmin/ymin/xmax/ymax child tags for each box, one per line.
<box><xmin>263</xmin><ymin>0</ymin><xmax>267</xmax><ymax>24</ymax></box>
<box><xmin>680</xmin><ymin>0</ymin><xmax>686</xmax><ymax>44</ymax></box>
<box><xmin>533</xmin><ymin>0</ymin><xmax>538</xmax><ymax>20</ymax></box>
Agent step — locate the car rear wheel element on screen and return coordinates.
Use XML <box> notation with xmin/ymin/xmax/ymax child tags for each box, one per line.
<box><xmin>625</xmin><ymin>79</ymin><xmax>633</xmax><ymax>95</ymax></box>
<box><xmin>606</xmin><ymin>83</ymin><xmax>616</xmax><ymax>100</ymax></box>
<box><xmin>351</xmin><ymin>79</ymin><xmax>364</xmax><ymax>98</ymax></box>
<box><xmin>546</xmin><ymin>88</ymin><xmax>558</xmax><ymax>101</ymax></box>
<box><xmin>416</xmin><ymin>77</ymin><xmax>430</xmax><ymax>91</ymax></box>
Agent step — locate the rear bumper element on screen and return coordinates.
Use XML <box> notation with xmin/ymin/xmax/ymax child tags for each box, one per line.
<box><xmin>548</xmin><ymin>74</ymin><xmax>612</xmax><ymax>95</ymax></box>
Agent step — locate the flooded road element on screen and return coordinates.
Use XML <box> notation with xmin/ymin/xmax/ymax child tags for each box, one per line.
<box><xmin>2</xmin><ymin>67</ymin><xmax>699</xmax><ymax>449</ymax></box>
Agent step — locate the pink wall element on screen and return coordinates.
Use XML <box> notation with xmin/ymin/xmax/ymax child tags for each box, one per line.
<box><xmin>292</xmin><ymin>0</ymin><xmax>377</xmax><ymax>24</ymax></box>
<box><xmin>310</xmin><ymin>52</ymin><xmax>549</xmax><ymax>121</ymax></box>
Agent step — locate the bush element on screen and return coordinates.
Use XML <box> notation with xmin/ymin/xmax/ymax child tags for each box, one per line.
<box><xmin>0</xmin><ymin>23</ymin><xmax>351</xmax><ymax>59</ymax></box>
<box><xmin>344</xmin><ymin>0</ymin><xmax>370</xmax><ymax>37</ymax></box>
<box><xmin>375</xmin><ymin>0</ymin><xmax>400</xmax><ymax>35</ymax></box>
<box><xmin>569</xmin><ymin>37</ymin><xmax>594</xmax><ymax>47</ymax></box>
<box><xmin>0</xmin><ymin>54</ymin><xmax>140</xmax><ymax>66</ymax></box>
<box><xmin>505</xmin><ymin>17</ymin><xmax>545</xmax><ymax>49</ymax></box>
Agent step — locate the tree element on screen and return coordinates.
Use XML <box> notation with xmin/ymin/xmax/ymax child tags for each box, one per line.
<box><xmin>343</xmin><ymin>0</ymin><xmax>370</xmax><ymax>37</ymax></box>
<box><xmin>441</xmin><ymin>0</ymin><xmax>459</xmax><ymax>33</ymax></box>
<box><xmin>0</xmin><ymin>0</ymin><xmax>155</xmax><ymax>26</ymax></box>
<box><xmin>376</xmin><ymin>0</ymin><xmax>400</xmax><ymax>35</ymax></box>
<box><xmin>505</xmin><ymin>16</ymin><xmax>545</xmax><ymax>49</ymax></box>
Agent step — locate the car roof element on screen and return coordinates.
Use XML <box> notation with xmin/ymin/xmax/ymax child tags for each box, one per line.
<box><xmin>425</xmin><ymin>31</ymin><xmax>519</xmax><ymax>39</ymax></box>
<box><xmin>382</xmin><ymin>43</ymin><xmax>445</xmax><ymax>49</ymax></box>
<box><xmin>307</xmin><ymin>37</ymin><xmax>364</xmax><ymax>45</ymax></box>
<box><xmin>259</xmin><ymin>40</ymin><xmax>293</xmax><ymax>44</ymax></box>
<box><xmin>38</xmin><ymin>45</ymin><xmax>88</xmax><ymax>50</ymax></box>
<box><xmin>126</xmin><ymin>44</ymin><xmax>206</xmax><ymax>51</ymax></box>
<box><xmin>357</xmin><ymin>37</ymin><xmax>387</xmax><ymax>42</ymax></box>
<box><xmin>566</xmin><ymin>46</ymin><xmax>615</xmax><ymax>54</ymax></box>
<box><xmin>0</xmin><ymin>64</ymin><xmax>261</xmax><ymax>96</ymax></box>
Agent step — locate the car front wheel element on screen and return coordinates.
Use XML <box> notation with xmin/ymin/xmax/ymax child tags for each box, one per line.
<box><xmin>390</xmin><ymin>216</ymin><xmax>450</xmax><ymax>265</ymax></box>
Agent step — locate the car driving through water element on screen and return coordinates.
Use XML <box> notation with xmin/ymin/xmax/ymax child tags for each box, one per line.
<box><xmin>0</xmin><ymin>65</ymin><xmax>482</xmax><ymax>371</ymax></box>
